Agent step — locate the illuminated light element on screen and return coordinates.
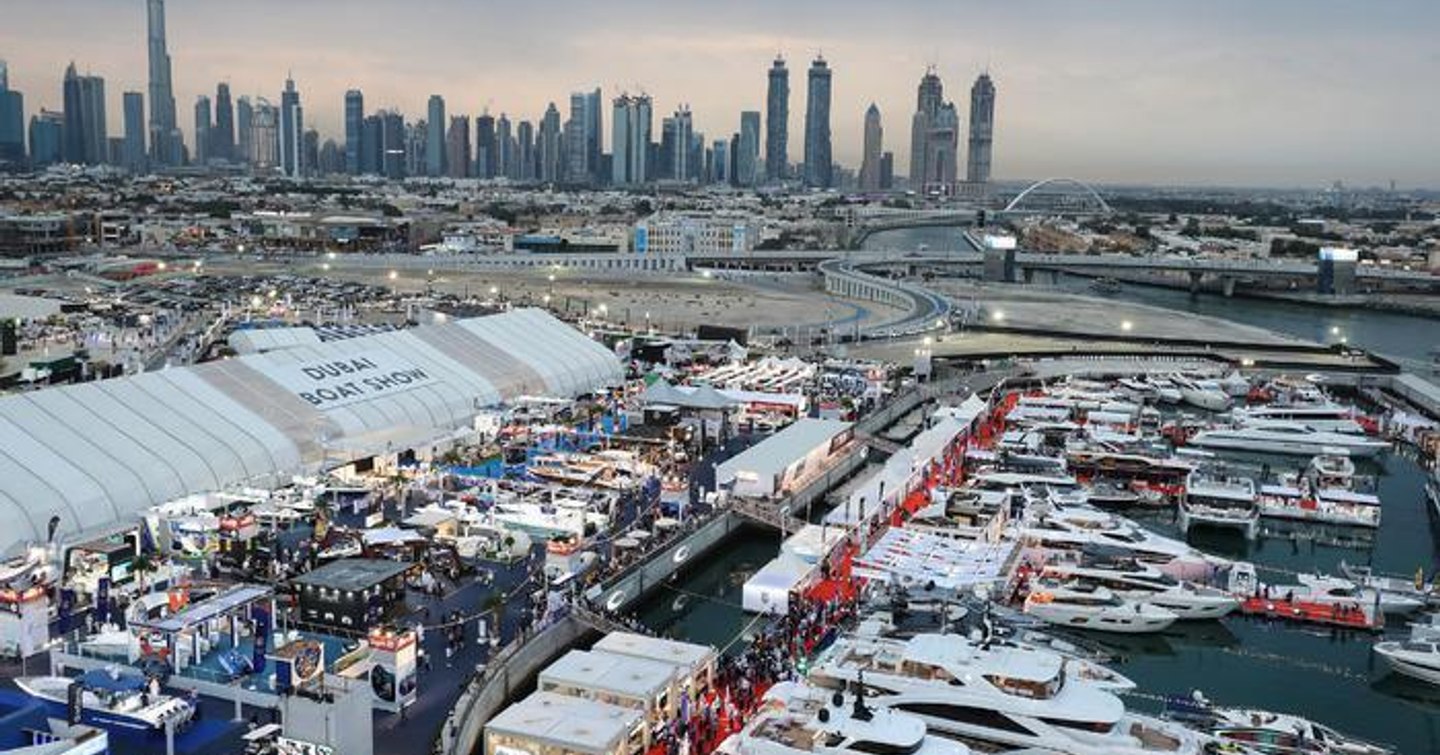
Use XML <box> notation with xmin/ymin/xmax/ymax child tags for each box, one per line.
<box><xmin>388</xmin><ymin>270</ymin><xmax>398</xmax><ymax>280</ymax></box>
<box><xmin>1121</xmin><ymin>320</ymin><xmax>1133</xmax><ymax>332</ymax></box>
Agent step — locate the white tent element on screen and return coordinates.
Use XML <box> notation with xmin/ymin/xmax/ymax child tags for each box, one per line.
<box><xmin>0</xmin><ymin>308</ymin><xmax>622</xmax><ymax>555</ymax></box>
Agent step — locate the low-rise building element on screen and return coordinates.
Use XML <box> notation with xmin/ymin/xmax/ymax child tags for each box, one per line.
<box><xmin>634</xmin><ymin>212</ymin><xmax>762</xmax><ymax>255</ymax></box>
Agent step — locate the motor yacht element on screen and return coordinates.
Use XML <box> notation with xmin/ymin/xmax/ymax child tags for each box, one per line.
<box><xmin>1178</xmin><ymin>469</ymin><xmax>1259</xmax><ymax>540</ymax></box>
<box><xmin>1338</xmin><ymin>562</ymin><xmax>1436</xmax><ymax>610</ymax></box>
<box><xmin>1041</xmin><ymin>559</ymin><xmax>1238</xmax><ymax>620</ymax></box>
<box><xmin>15</xmin><ymin>670</ymin><xmax>193</xmax><ymax>733</ymax></box>
<box><xmin>717</xmin><ymin>680</ymin><xmax>972</xmax><ymax>755</ymax></box>
<box><xmin>1187</xmin><ymin>423</ymin><xmax>1390</xmax><ymax>458</ymax></box>
<box><xmin>1294</xmin><ymin>573</ymin><xmax>1425</xmax><ymax>615</ymax></box>
<box><xmin>1013</xmin><ymin>501</ymin><xmax>1224</xmax><ymax>580</ymax></box>
<box><xmin>1023</xmin><ymin>579</ymin><xmax>1179</xmax><ymax>634</ymax></box>
<box><xmin>808</xmin><ymin>634</ymin><xmax>1212</xmax><ymax>754</ymax></box>
<box><xmin>1164</xmin><ymin>691</ymin><xmax>1392</xmax><ymax>754</ymax></box>
<box><xmin>1171</xmin><ymin>376</ymin><xmax>1233</xmax><ymax>412</ymax></box>
<box><xmin>1232</xmin><ymin>403</ymin><xmax>1367</xmax><ymax>435</ymax></box>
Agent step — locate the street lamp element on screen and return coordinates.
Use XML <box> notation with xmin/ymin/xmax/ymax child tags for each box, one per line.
<box><xmin>991</xmin><ymin>310</ymin><xmax>1005</xmax><ymax>323</ymax></box>
<box><xmin>388</xmin><ymin>270</ymin><xmax>398</xmax><ymax>281</ymax></box>
<box><xmin>1120</xmin><ymin>320</ymin><xmax>1134</xmax><ymax>332</ymax></box>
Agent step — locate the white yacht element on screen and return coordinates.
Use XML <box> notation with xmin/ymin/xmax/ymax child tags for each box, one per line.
<box><xmin>15</xmin><ymin>671</ymin><xmax>193</xmax><ymax>733</ymax></box>
<box><xmin>1023</xmin><ymin>579</ymin><xmax>1179</xmax><ymax>634</ymax></box>
<box><xmin>809</xmin><ymin>634</ymin><xmax>1212</xmax><ymax>755</ymax></box>
<box><xmin>1041</xmin><ymin>559</ymin><xmax>1238</xmax><ymax>620</ymax></box>
<box><xmin>1232</xmin><ymin>403</ymin><xmax>1367</xmax><ymax>435</ymax></box>
<box><xmin>1374</xmin><ymin>635</ymin><xmax>1440</xmax><ymax>686</ymax></box>
<box><xmin>1294</xmin><ymin>573</ymin><xmax>1425</xmax><ymax>615</ymax></box>
<box><xmin>1178</xmin><ymin>469</ymin><xmax>1259</xmax><ymax>540</ymax></box>
<box><xmin>1172</xmin><ymin>376</ymin><xmax>1233</xmax><ymax>412</ymax></box>
<box><xmin>1165</xmin><ymin>691</ymin><xmax>1392</xmax><ymax>754</ymax></box>
<box><xmin>1013</xmin><ymin>501</ymin><xmax>1225</xmax><ymax>580</ymax></box>
<box><xmin>1339</xmin><ymin>563</ymin><xmax>1436</xmax><ymax>610</ymax></box>
<box><xmin>717</xmin><ymin>681</ymin><xmax>971</xmax><ymax>755</ymax></box>
<box><xmin>1188</xmin><ymin>423</ymin><xmax>1390</xmax><ymax>458</ymax></box>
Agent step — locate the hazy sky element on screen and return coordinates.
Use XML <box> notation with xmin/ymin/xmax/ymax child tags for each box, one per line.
<box><xmin>5</xmin><ymin>0</ymin><xmax>1438</xmax><ymax>187</ymax></box>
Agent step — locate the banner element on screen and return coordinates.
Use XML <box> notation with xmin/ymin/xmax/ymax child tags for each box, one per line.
<box><xmin>95</xmin><ymin>577</ymin><xmax>110</xmax><ymax>626</ymax></box>
<box><xmin>260</xmin><ymin>350</ymin><xmax>435</xmax><ymax>411</ymax></box>
<box><xmin>58</xmin><ymin>588</ymin><xmax>74</xmax><ymax>634</ymax></box>
<box><xmin>251</xmin><ymin>604</ymin><xmax>270</xmax><ymax>674</ymax></box>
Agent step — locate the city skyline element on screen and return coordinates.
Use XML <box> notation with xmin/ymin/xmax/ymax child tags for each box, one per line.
<box><xmin>2</xmin><ymin>0</ymin><xmax>1438</xmax><ymax>187</ymax></box>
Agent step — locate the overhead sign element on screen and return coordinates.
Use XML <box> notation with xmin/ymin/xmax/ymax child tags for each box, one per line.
<box><xmin>264</xmin><ymin>350</ymin><xmax>435</xmax><ymax>410</ymax></box>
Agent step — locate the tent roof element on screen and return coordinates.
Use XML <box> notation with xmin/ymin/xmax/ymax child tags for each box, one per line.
<box><xmin>0</xmin><ymin>308</ymin><xmax>621</xmax><ymax>556</ymax></box>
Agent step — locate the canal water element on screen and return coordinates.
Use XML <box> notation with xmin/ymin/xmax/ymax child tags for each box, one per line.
<box><xmin>634</xmin><ymin>227</ymin><xmax>1440</xmax><ymax>754</ymax></box>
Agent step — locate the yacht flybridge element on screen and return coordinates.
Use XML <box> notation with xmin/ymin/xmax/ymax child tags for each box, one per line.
<box><xmin>1023</xmin><ymin>579</ymin><xmax>1179</xmax><ymax>634</ymax></box>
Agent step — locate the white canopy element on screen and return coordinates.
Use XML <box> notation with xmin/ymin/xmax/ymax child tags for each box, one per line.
<box><xmin>0</xmin><ymin>308</ymin><xmax>621</xmax><ymax>555</ymax></box>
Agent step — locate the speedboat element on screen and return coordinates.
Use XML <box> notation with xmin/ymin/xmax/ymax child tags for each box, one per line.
<box><xmin>716</xmin><ymin>680</ymin><xmax>972</xmax><ymax>755</ymax></box>
<box><xmin>1023</xmin><ymin>579</ymin><xmax>1179</xmax><ymax>634</ymax></box>
<box><xmin>1373</xmin><ymin>636</ymin><xmax>1440</xmax><ymax>686</ymax></box>
<box><xmin>1339</xmin><ymin>562</ymin><xmax>1436</xmax><ymax>608</ymax></box>
<box><xmin>809</xmin><ymin>634</ymin><xmax>1213</xmax><ymax>754</ymax></box>
<box><xmin>1188</xmin><ymin>422</ymin><xmax>1390</xmax><ymax>458</ymax></box>
<box><xmin>1178</xmin><ymin>469</ymin><xmax>1259</xmax><ymax>540</ymax></box>
<box><xmin>15</xmin><ymin>670</ymin><xmax>193</xmax><ymax>733</ymax></box>
<box><xmin>1164</xmin><ymin>691</ymin><xmax>1392</xmax><ymax>754</ymax></box>
<box><xmin>1294</xmin><ymin>573</ymin><xmax>1423</xmax><ymax>615</ymax></box>
<box><xmin>1041</xmin><ymin>559</ymin><xmax>1238</xmax><ymax>620</ymax></box>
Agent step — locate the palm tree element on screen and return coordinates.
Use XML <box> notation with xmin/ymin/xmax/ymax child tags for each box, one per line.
<box><xmin>131</xmin><ymin>553</ymin><xmax>156</xmax><ymax>594</ymax></box>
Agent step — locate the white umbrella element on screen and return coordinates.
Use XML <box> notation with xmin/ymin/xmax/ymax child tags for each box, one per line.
<box><xmin>630</xmin><ymin>529</ymin><xmax>652</xmax><ymax>540</ymax></box>
<box><xmin>614</xmin><ymin>537</ymin><xmax>640</xmax><ymax>549</ymax></box>
<box><xmin>654</xmin><ymin>517</ymin><xmax>681</xmax><ymax>530</ymax></box>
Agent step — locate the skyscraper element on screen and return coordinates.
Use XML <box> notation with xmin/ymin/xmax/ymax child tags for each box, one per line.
<box><xmin>29</xmin><ymin>110</ymin><xmax>65</xmax><ymax>166</ymax></box>
<box><xmin>802</xmin><ymin>56</ymin><xmax>833</xmax><ymax>189</ymax></box>
<box><xmin>62</xmin><ymin>63</ymin><xmax>107</xmax><ymax>165</ymax></box>
<box><xmin>516</xmin><ymin>120</ymin><xmax>535</xmax><ymax>181</ymax></box>
<box><xmin>360</xmin><ymin>114</ymin><xmax>382</xmax><ymax>174</ymax></box>
<box><xmin>496</xmin><ymin>113</ymin><xmax>514</xmax><ymax>179</ymax></box>
<box><xmin>344</xmin><ymin>90</ymin><xmax>363</xmax><ymax>175</ymax></box>
<box><xmin>0</xmin><ymin>61</ymin><xmax>24</xmax><ymax>167</ymax></box>
<box><xmin>611</xmin><ymin>93</ymin><xmax>652</xmax><ymax>186</ymax></box>
<box><xmin>250</xmin><ymin>98</ymin><xmax>278</xmax><ymax>169</ymax></box>
<box><xmin>910</xmin><ymin>68</ymin><xmax>959</xmax><ymax>196</ymax></box>
<box><xmin>475</xmin><ymin>114</ymin><xmax>496</xmax><ymax>178</ymax></box>
<box><xmin>146</xmin><ymin>0</ymin><xmax>181</xmax><ymax>166</ymax></box>
<box><xmin>709</xmin><ymin>139</ymin><xmax>730</xmax><ymax>185</ymax></box>
<box><xmin>445</xmin><ymin>115</ymin><xmax>471</xmax><ymax>178</ymax></box>
<box><xmin>379</xmin><ymin>111</ymin><xmax>405</xmax><ymax>179</ymax></box>
<box><xmin>279</xmin><ymin>76</ymin><xmax>303</xmax><ymax>177</ymax></box>
<box><xmin>737</xmin><ymin>110</ymin><xmax>760</xmax><ymax>187</ymax></box>
<box><xmin>426</xmin><ymin>95</ymin><xmax>446</xmax><ymax>177</ymax></box>
<box><xmin>765</xmin><ymin>56</ymin><xmax>788</xmax><ymax>182</ymax></box>
<box><xmin>667</xmin><ymin>106</ymin><xmax>694</xmax><ymax>181</ymax></box>
<box><xmin>564</xmin><ymin>92</ymin><xmax>592</xmax><ymax>184</ymax></box>
<box><xmin>585</xmin><ymin>88</ymin><xmax>603</xmax><ymax>183</ymax></box>
<box><xmin>859</xmin><ymin>103</ymin><xmax>883</xmax><ymax>191</ymax></box>
<box><xmin>538</xmin><ymin>103</ymin><xmax>561</xmax><ymax>183</ymax></box>
<box><xmin>236</xmin><ymin>96</ymin><xmax>253</xmax><ymax>166</ymax></box>
<box><xmin>121</xmin><ymin>92</ymin><xmax>146</xmax><ymax>172</ymax></box>
<box><xmin>966</xmin><ymin>72</ymin><xmax>995</xmax><ymax>185</ymax></box>
<box><xmin>214</xmin><ymin>83</ymin><xmax>234</xmax><ymax>162</ymax></box>
<box><xmin>303</xmin><ymin>129</ymin><xmax>320</xmax><ymax>177</ymax></box>
<box><xmin>404</xmin><ymin>119</ymin><xmax>425</xmax><ymax>178</ymax></box>
<box><xmin>193</xmin><ymin>95</ymin><xmax>211</xmax><ymax>164</ymax></box>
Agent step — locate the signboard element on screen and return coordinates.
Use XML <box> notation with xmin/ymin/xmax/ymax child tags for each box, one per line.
<box><xmin>262</xmin><ymin>350</ymin><xmax>435</xmax><ymax>411</ymax></box>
